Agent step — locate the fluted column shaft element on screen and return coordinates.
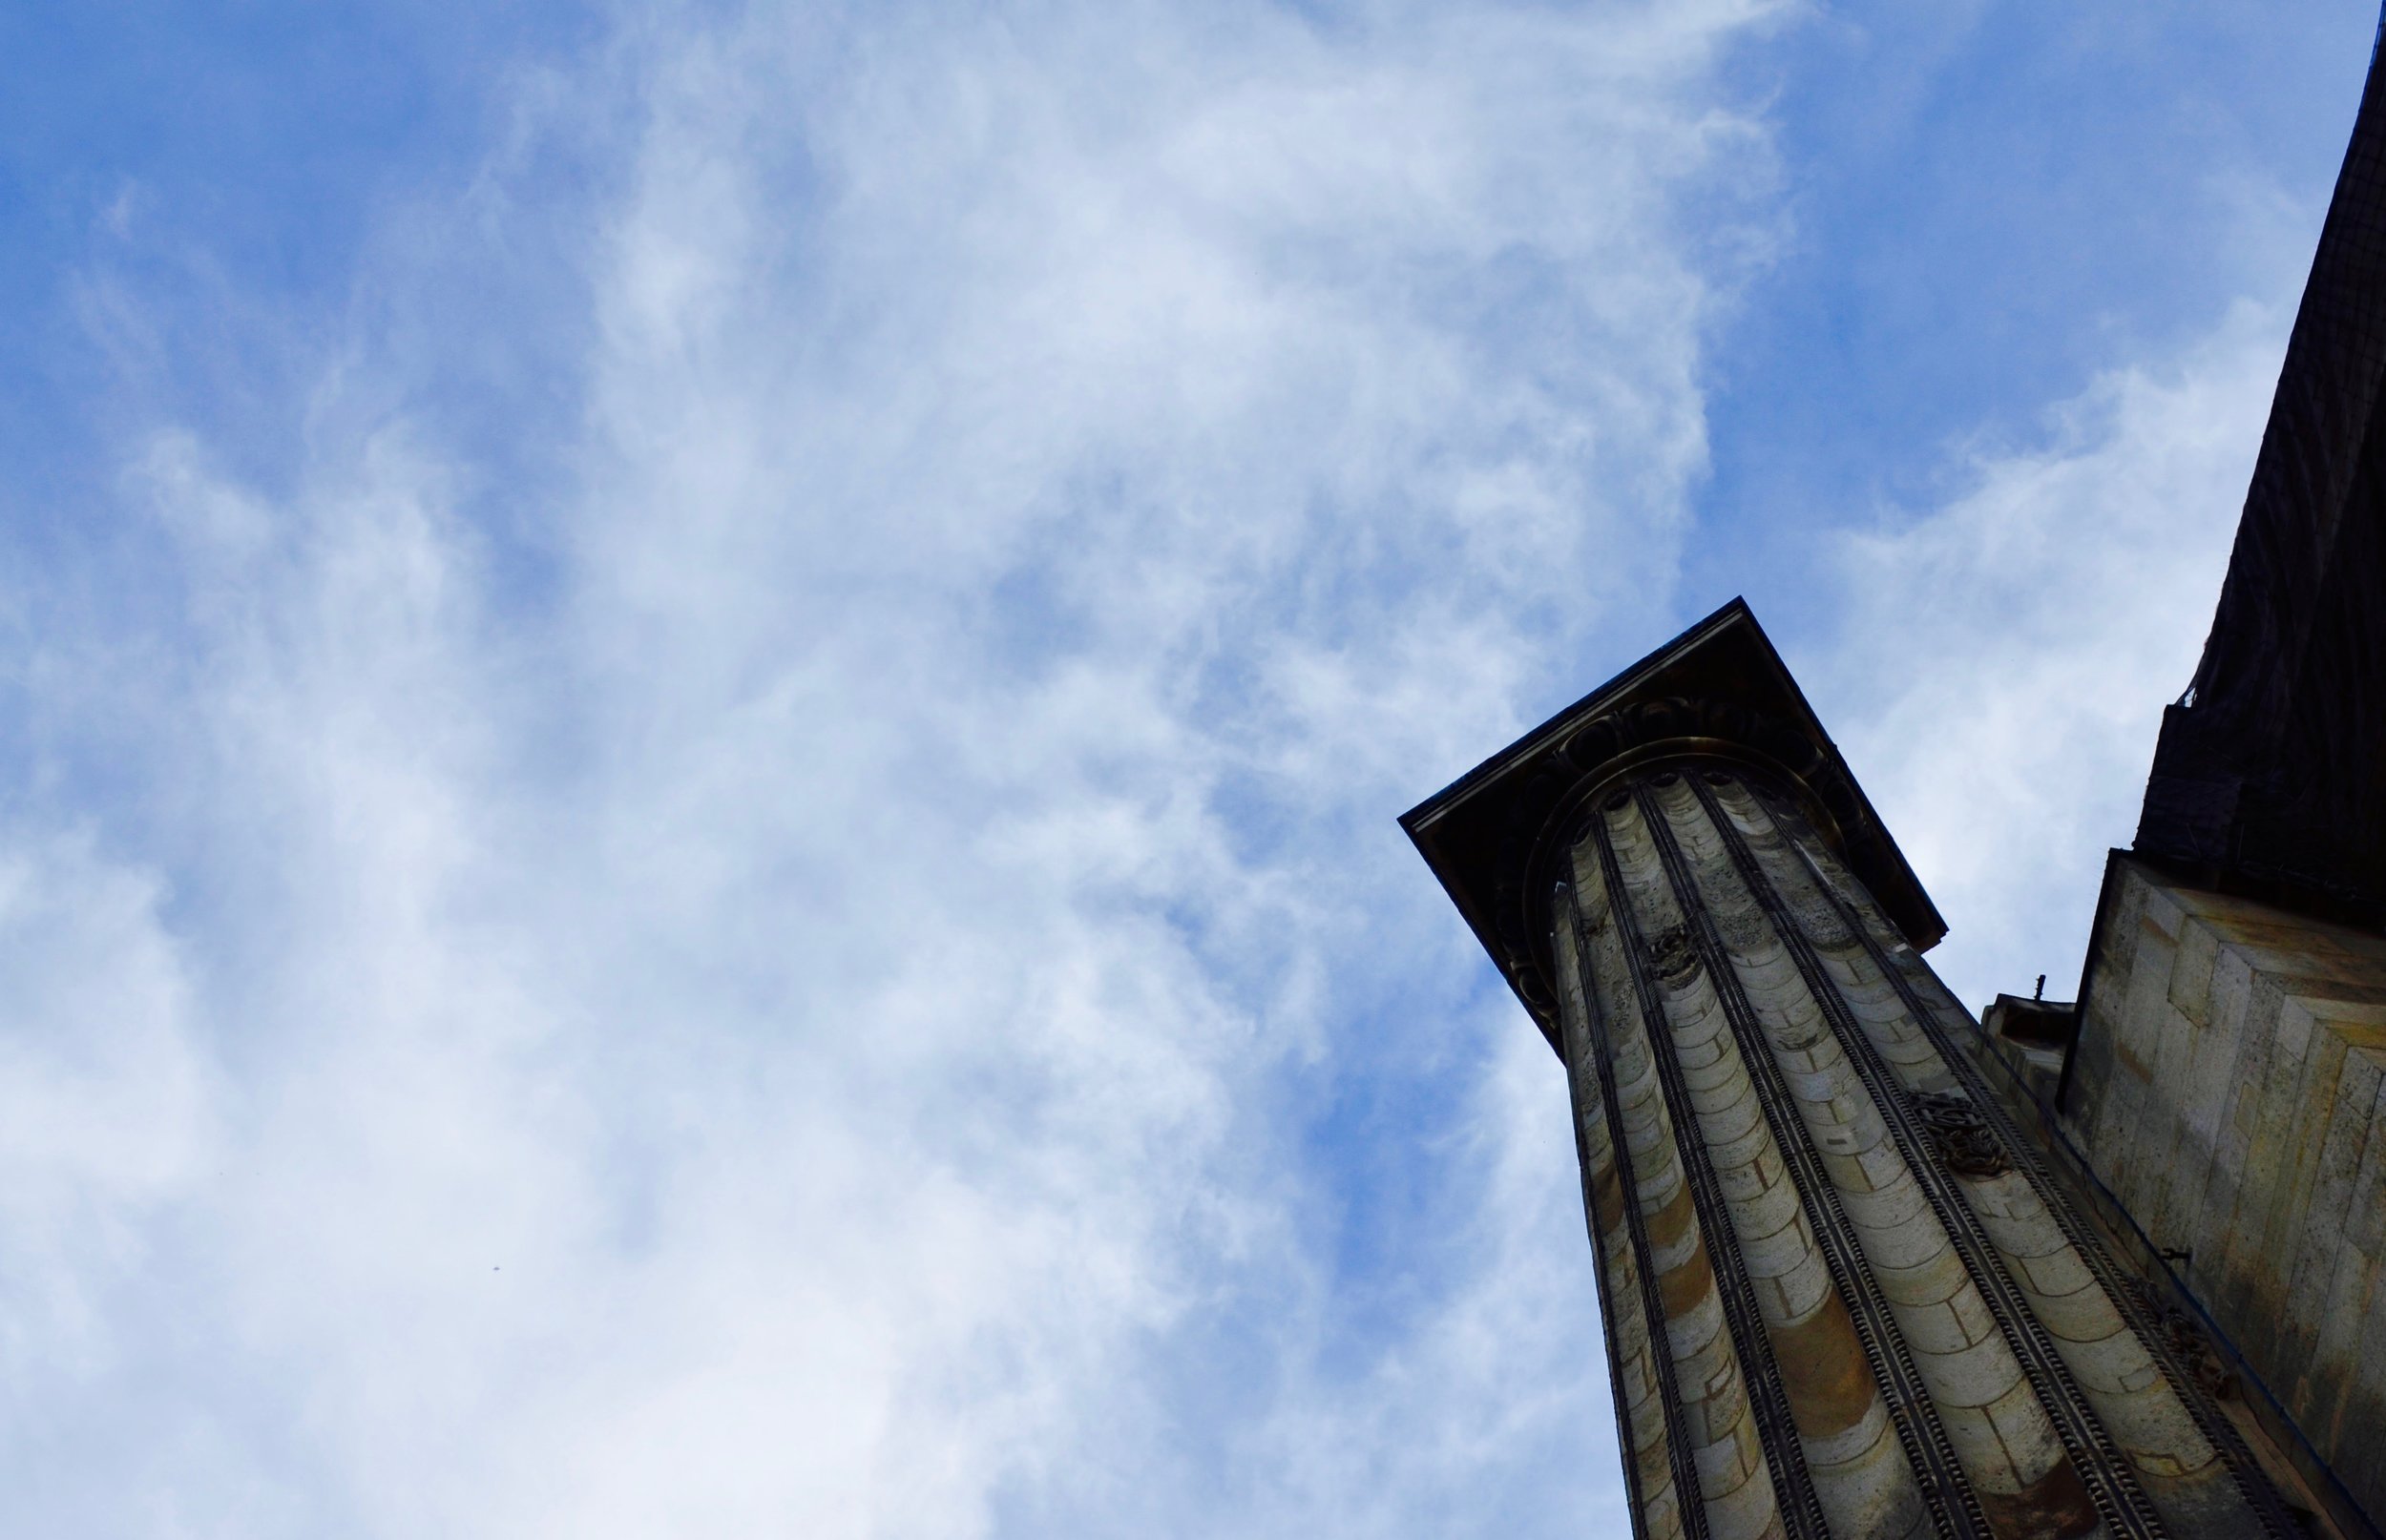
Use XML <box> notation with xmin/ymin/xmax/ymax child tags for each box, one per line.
<box><xmin>1553</xmin><ymin>765</ymin><xmax>2295</xmax><ymax>1540</ymax></box>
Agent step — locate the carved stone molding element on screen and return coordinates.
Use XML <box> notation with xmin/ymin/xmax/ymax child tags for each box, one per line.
<box><xmin>1911</xmin><ymin>1092</ymin><xmax>2013</xmax><ymax>1178</ymax></box>
<box><xmin>1489</xmin><ymin>692</ymin><xmax>1902</xmax><ymax>1030</ymax></box>
<box><xmin>2127</xmin><ymin>1279</ymin><xmax>2240</xmax><ymax>1403</ymax></box>
<box><xmin>1400</xmin><ymin>600</ymin><xmax>1947</xmax><ymax>1051</ymax></box>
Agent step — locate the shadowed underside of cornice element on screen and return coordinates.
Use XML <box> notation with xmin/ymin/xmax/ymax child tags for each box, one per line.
<box><xmin>1401</xmin><ymin>599</ymin><xmax>1943</xmax><ymax>1051</ymax></box>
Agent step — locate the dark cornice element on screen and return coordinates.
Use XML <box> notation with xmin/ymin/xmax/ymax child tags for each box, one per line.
<box><xmin>1400</xmin><ymin>598</ymin><xmax>1945</xmax><ymax>1051</ymax></box>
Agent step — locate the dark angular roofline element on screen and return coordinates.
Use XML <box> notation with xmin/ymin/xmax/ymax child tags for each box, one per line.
<box><xmin>1402</xmin><ymin>598</ymin><xmax>1944</xmax><ymax>1049</ymax></box>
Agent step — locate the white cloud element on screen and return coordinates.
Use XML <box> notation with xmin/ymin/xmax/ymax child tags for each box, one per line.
<box><xmin>1817</xmin><ymin>290</ymin><xmax>2299</xmax><ymax>1014</ymax></box>
<box><xmin>0</xmin><ymin>831</ymin><xmax>209</xmax><ymax>1364</ymax></box>
<box><xmin>0</xmin><ymin>1</ymin><xmax>1783</xmax><ymax>1535</ymax></box>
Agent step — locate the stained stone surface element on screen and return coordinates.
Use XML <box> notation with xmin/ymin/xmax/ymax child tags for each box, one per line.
<box><xmin>1544</xmin><ymin>766</ymin><xmax>2291</xmax><ymax>1540</ymax></box>
<box><xmin>2068</xmin><ymin>856</ymin><xmax>2386</xmax><ymax>1530</ymax></box>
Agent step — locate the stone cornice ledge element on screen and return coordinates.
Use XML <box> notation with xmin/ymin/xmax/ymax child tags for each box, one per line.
<box><xmin>1400</xmin><ymin>597</ymin><xmax>1946</xmax><ymax>1050</ymax></box>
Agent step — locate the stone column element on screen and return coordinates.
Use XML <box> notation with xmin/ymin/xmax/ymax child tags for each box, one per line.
<box><xmin>1551</xmin><ymin>763</ymin><xmax>2294</xmax><ymax>1540</ymax></box>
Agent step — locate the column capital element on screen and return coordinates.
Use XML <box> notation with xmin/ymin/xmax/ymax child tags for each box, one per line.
<box><xmin>1401</xmin><ymin>599</ymin><xmax>1943</xmax><ymax>1047</ymax></box>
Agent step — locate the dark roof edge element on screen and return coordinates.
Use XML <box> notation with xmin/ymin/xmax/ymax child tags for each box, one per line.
<box><xmin>1400</xmin><ymin>597</ymin><xmax>1759</xmax><ymax>836</ymax></box>
<box><xmin>1401</xmin><ymin>599</ymin><xmax>1947</xmax><ymax>1042</ymax></box>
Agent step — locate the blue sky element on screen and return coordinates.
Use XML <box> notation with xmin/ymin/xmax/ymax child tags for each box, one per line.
<box><xmin>0</xmin><ymin>3</ymin><xmax>2372</xmax><ymax>1535</ymax></box>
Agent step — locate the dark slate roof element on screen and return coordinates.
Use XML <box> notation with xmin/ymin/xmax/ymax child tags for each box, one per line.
<box><xmin>2138</xmin><ymin>27</ymin><xmax>2386</xmax><ymax>913</ymax></box>
<box><xmin>1401</xmin><ymin>598</ymin><xmax>1944</xmax><ymax>1049</ymax></box>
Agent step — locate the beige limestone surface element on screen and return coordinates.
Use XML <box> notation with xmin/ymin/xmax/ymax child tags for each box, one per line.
<box><xmin>2068</xmin><ymin>859</ymin><xmax>2386</xmax><ymax>1530</ymax></box>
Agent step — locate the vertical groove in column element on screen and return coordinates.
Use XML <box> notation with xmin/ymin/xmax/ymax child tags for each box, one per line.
<box><xmin>1622</xmin><ymin>784</ymin><xmax>1986</xmax><ymax>1540</ymax></box>
<box><xmin>1711</xmin><ymin>782</ymin><xmax>2264</xmax><ymax>1540</ymax></box>
<box><xmin>1753</xmin><ymin>789</ymin><xmax>2305</xmax><ymax>1540</ymax></box>
<box><xmin>1584</xmin><ymin>818</ymin><xmax>1847</xmax><ymax>1540</ymax></box>
<box><xmin>1569</xmin><ymin>864</ymin><xmax>1784</xmax><ymax>1540</ymax></box>
<box><xmin>1560</xmin><ymin>878</ymin><xmax>1717</xmax><ymax>1540</ymax></box>
<box><xmin>1546</xmin><ymin>886</ymin><xmax>1661</xmax><ymax>1535</ymax></box>
<box><xmin>1597</xmin><ymin>810</ymin><xmax>1933</xmax><ymax>1540</ymax></box>
<box><xmin>1678</xmin><ymin>773</ymin><xmax>2160</xmax><ymax>1540</ymax></box>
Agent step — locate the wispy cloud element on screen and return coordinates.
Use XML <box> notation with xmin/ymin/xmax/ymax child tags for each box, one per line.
<box><xmin>1</xmin><ymin>2</ymin><xmax>1782</xmax><ymax>1534</ymax></box>
<box><xmin>1818</xmin><ymin>289</ymin><xmax>2300</xmax><ymax>1014</ymax></box>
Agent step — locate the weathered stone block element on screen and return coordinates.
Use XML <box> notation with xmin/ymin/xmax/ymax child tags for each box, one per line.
<box><xmin>2071</xmin><ymin>856</ymin><xmax>2386</xmax><ymax>1533</ymax></box>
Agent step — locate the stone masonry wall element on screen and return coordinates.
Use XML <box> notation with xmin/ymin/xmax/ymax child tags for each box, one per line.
<box><xmin>2066</xmin><ymin>858</ymin><xmax>2386</xmax><ymax>1530</ymax></box>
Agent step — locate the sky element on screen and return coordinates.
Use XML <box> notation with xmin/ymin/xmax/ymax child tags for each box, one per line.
<box><xmin>0</xmin><ymin>2</ymin><xmax>2373</xmax><ymax>1535</ymax></box>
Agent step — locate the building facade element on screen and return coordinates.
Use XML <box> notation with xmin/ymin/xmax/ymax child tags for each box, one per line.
<box><xmin>1403</xmin><ymin>23</ymin><xmax>2386</xmax><ymax>1540</ymax></box>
